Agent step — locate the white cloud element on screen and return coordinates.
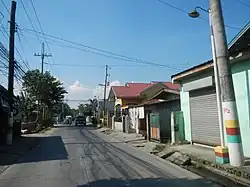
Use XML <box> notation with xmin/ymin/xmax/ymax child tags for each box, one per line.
<box><xmin>66</xmin><ymin>80</ymin><xmax>121</xmax><ymax>108</ymax></box>
<box><xmin>93</xmin><ymin>80</ymin><xmax>121</xmax><ymax>100</ymax></box>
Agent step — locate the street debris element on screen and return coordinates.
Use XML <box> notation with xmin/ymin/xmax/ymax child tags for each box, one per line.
<box><xmin>166</xmin><ymin>152</ymin><xmax>191</xmax><ymax>166</ymax></box>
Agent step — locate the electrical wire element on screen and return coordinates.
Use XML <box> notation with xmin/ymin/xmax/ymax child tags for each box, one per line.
<box><xmin>0</xmin><ymin>0</ymin><xmax>10</xmax><ymax>14</ymax></box>
<box><xmin>16</xmin><ymin>30</ymin><xmax>30</xmax><ymax>70</ymax></box>
<box><xmin>29</xmin><ymin>0</ymin><xmax>56</xmax><ymax>64</ymax></box>
<box><xmin>20</xmin><ymin>0</ymin><xmax>41</xmax><ymax>43</ymax></box>
<box><xmin>44</xmin><ymin>63</ymin><xmax>164</xmax><ymax>68</ymax></box>
<box><xmin>44</xmin><ymin>38</ymin><xmax>175</xmax><ymax>68</ymax></box>
<box><xmin>156</xmin><ymin>0</ymin><xmax>241</xmax><ymax>30</ymax></box>
<box><xmin>1</xmin><ymin>23</ymin><xmax>30</xmax><ymax>70</ymax></box>
<box><xmin>237</xmin><ymin>0</ymin><xmax>250</xmax><ymax>8</ymax></box>
<box><xmin>17</xmin><ymin>28</ymin><xmax>34</xmax><ymax>51</ymax></box>
<box><xmin>20</xmin><ymin>28</ymin><xmax>182</xmax><ymax>69</ymax></box>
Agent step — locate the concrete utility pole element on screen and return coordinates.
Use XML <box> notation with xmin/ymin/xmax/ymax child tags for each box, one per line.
<box><xmin>7</xmin><ymin>1</ymin><xmax>16</xmax><ymax>145</ymax></box>
<box><xmin>34</xmin><ymin>42</ymin><xmax>52</xmax><ymax>120</ymax></box>
<box><xmin>34</xmin><ymin>42</ymin><xmax>52</xmax><ymax>74</ymax></box>
<box><xmin>103</xmin><ymin>65</ymin><xmax>109</xmax><ymax>118</ymax></box>
<box><xmin>210</xmin><ymin>0</ymin><xmax>244</xmax><ymax>166</ymax></box>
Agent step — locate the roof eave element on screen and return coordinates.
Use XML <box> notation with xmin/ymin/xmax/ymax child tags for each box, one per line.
<box><xmin>172</xmin><ymin>61</ymin><xmax>213</xmax><ymax>83</ymax></box>
<box><xmin>228</xmin><ymin>21</ymin><xmax>250</xmax><ymax>49</ymax></box>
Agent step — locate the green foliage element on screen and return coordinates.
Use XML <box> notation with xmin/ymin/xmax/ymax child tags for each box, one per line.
<box><xmin>78</xmin><ymin>99</ymin><xmax>98</xmax><ymax>116</ymax></box>
<box><xmin>21</xmin><ymin>69</ymin><xmax>67</xmax><ymax>124</ymax></box>
<box><xmin>78</xmin><ymin>103</ymin><xmax>92</xmax><ymax>116</ymax></box>
<box><xmin>20</xmin><ymin>91</ymin><xmax>37</xmax><ymax>122</ymax></box>
<box><xmin>54</xmin><ymin>102</ymin><xmax>72</xmax><ymax>122</ymax></box>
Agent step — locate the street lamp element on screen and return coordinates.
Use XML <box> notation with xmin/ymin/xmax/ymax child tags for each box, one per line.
<box><xmin>188</xmin><ymin>6</ymin><xmax>225</xmax><ymax>147</ymax></box>
<box><xmin>188</xmin><ymin>6</ymin><xmax>208</xmax><ymax>18</ymax></box>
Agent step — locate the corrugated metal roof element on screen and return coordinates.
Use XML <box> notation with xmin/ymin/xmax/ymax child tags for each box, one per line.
<box><xmin>112</xmin><ymin>82</ymin><xmax>180</xmax><ymax>98</ymax></box>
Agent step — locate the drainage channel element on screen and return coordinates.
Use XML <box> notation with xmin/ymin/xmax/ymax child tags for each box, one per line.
<box><xmin>182</xmin><ymin>163</ymin><xmax>249</xmax><ymax>187</ymax></box>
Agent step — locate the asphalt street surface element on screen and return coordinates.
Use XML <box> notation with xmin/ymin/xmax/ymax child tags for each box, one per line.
<box><xmin>0</xmin><ymin>126</ymin><xmax>221</xmax><ymax>187</ymax></box>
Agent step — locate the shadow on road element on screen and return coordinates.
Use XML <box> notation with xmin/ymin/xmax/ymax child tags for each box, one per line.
<box><xmin>77</xmin><ymin>178</ymin><xmax>219</xmax><ymax>187</ymax></box>
<box><xmin>14</xmin><ymin>136</ymin><xmax>68</xmax><ymax>164</ymax></box>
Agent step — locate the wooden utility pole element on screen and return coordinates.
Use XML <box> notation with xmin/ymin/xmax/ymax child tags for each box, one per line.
<box><xmin>7</xmin><ymin>1</ymin><xmax>17</xmax><ymax>145</ymax></box>
<box><xmin>210</xmin><ymin>0</ymin><xmax>244</xmax><ymax>166</ymax></box>
<box><xmin>34</xmin><ymin>42</ymin><xmax>52</xmax><ymax>74</ymax></box>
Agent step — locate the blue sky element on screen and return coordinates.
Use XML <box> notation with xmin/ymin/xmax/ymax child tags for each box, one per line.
<box><xmin>0</xmin><ymin>0</ymin><xmax>249</xmax><ymax>107</ymax></box>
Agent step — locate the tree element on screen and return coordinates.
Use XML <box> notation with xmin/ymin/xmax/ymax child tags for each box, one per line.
<box><xmin>77</xmin><ymin>99</ymin><xmax>98</xmax><ymax>117</ymax></box>
<box><xmin>89</xmin><ymin>98</ymin><xmax>98</xmax><ymax>117</ymax></box>
<box><xmin>22</xmin><ymin>69</ymin><xmax>67</xmax><ymax>124</ymax></box>
<box><xmin>54</xmin><ymin>102</ymin><xmax>72</xmax><ymax>122</ymax></box>
<box><xmin>71</xmin><ymin>108</ymin><xmax>79</xmax><ymax>117</ymax></box>
<box><xmin>20</xmin><ymin>91</ymin><xmax>37</xmax><ymax>122</ymax></box>
<box><xmin>78</xmin><ymin>103</ymin><xmax>92</xmax><ymax>116</ymax></box>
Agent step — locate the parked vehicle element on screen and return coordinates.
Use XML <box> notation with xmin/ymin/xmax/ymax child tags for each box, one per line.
<box><xmin>74</xmin><ymin>116</ymin><xmax>86</xmax><ymax>126</ymax></box>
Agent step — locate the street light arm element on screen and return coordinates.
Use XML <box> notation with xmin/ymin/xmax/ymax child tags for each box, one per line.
<box><xmin>195</xmin><ymin>6</ymin><xmax>209</xmax><ymax>13</ymax></box>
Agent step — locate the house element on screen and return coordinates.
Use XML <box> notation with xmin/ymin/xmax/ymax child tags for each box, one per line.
<box><xmin>130</xmin><ymin>82</ymin><xmax>181</xmax><ymax>142</ymax></box>
<box><xmin>108</xmin><ymin>83</ymin><xmax>153</xmax><ymax>131</ymax></box>
<box><xmin>171</xmin><ymin>22</ymin><xmax>250</xmax><ymax>157</ymax></box>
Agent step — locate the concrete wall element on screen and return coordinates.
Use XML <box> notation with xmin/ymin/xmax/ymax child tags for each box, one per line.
<box><xmin>114</xmin><ymin>122</ymin><xmax>123</xmax><ymax>132</ymax></box>
<box><xmin>180</xmin><ymin>90</ymin><xmax>192</xmax><ymax>142</ymax></box>
<box><xmin>179</xmin><ymin>59</ymin><xmax>250</xmax><ymax>157</ymax></box>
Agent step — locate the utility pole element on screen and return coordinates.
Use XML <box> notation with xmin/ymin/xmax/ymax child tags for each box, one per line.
<box><xmin>34</xmin><ymin>42</ymin><xmax>52</xmax><ymax>74</ymax></box>
<box><xmin>34</xmin><ymin>42</ymin><xmax>52</xmax><ymax>121</ymax></box>
<box><xmin>7</xmin><ymin>1</ymin><xmax>16</xmax><ymax>145</ymax></box>
<box><xmin>210</xmin><ymin>0</ymin><xmax>244</xmax><ymax>166</ymax></box>
<box><xmin>103</xmin><ymin>65</ymin><xmax>109</xmax><ymax>125</ymax></box>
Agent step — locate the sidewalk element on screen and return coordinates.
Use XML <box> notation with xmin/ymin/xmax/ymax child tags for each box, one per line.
<box><xmin>0</xmin><ymin>127</ymin><xmax>56</xmax><ymax>174</ymax></box>
<box><xmin>99</xmin><ymin>128</ymin><xmax>164</xmax><ymax>154</ymax></box>
<box><xmin>161</xmin><ymin>144</ymin><xmax>250</xmax><ymax>180</ymax></box>
<box><xmin>99</xmin><ymin>128</ymin><xmax>250</xmax><ymax>185</ymax></box>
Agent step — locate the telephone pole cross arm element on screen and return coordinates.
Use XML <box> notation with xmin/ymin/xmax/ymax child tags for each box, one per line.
<box><xmin>34</xmin><ymin>42</ymin><xmax>52</xmax><ymax>74</ymax></box>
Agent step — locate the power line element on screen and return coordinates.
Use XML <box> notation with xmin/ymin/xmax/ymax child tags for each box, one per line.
<box><xmin>20</xmin><ymin>28</ymin><xmax>182</xmax><ymax>69</ymax></box>
<box><xmin>157</xmin><ymin>0</ymin><xmax>188</xmax><ymax>14</ymax></box>
<box><xmin>20</xmin><ymin>0</ymin><xmax>41</xmax><ymax>43</ymax></box>
<box><xmin>16</xmin><ymin>31</ymin><xmax>30</xmax><ymax>70</ymax></box>
<box><xmin>0</xmin><ymin>0</ymin><xmax>10</xmax><ymax>14</ymax></box>
<box><xmin>17</xmin><ymin>28</ymin><xmax>162</xmax><ymax>68</ymax></box>
<box><xmin>45</xmin><ymin>63</ymin><xmax>173</xmax><ymax>68</ymax></box>
<box><xmin>29</xmin><ymin>0</ymin><xmax>55</xmax><ymax>64</ymax></box>
<box><xmin>156</xmin><ymin>0</ymin><xmax>241</xmax><ymax>30</ymax></box>
<box><xmin>0</xmin><ymin>22</ymin><xmax>30</xmax><ymax>70</ymax></box>
<box><xmin>237</xmin><ymin>0</ymin><xmax>250</xmax><ymax>8</ymax></box>
<box><xmin>16</xmin><ymin>27</ymin><xmax>34</xmax><ymax>51</ymax></box>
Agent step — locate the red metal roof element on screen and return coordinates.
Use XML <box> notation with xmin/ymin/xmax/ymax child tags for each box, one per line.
<box><xmin>112</xmin><ymin>82</ymin><xmax>180</xmax><ymax>98</ymax></box>
<box><xmin>112</xmin><ymin>83</ymin><xmax>153</xmax><ymax>98</ymax></box>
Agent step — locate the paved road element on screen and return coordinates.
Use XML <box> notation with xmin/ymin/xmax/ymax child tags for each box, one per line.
<box><xmin>0</xmin><ymin>126</ymin><xmax>220</xmax><ymax>187</ymax></box>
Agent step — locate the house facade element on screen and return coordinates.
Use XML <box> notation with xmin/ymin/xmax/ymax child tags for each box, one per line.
<box><xmin>171</xmin><ymin>23</ymin><xmax>250</xmax><ymax>157</ymax></box>
<box><xmin>134</xmin><ymin>82</ymin><xmax>181</xmax><ymax>142</ymax></box>
<box><xmin>108</xmin><ymin>83</ymin><xmax>153</xmax><ymax>131</ymax></box>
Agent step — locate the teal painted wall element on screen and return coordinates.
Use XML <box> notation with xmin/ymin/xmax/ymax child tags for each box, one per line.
<box><xmin>231</xmin><ymin>60</ymin><xmax>250</xmax><ymax>157</ymax></box>
<box><xmin>179</xmin><ymin>59</ymin><xmax>250</xmax><ymax>157</ymax></box>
